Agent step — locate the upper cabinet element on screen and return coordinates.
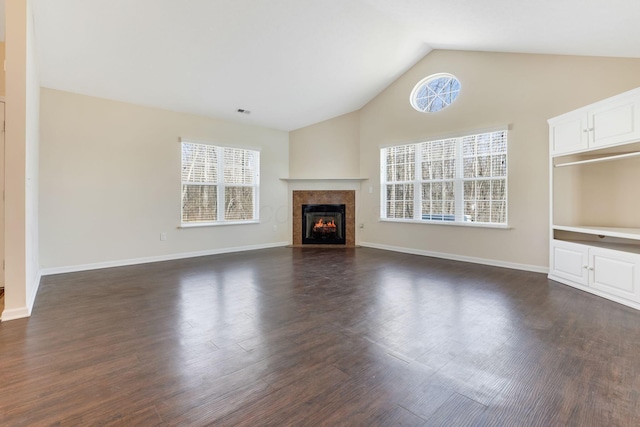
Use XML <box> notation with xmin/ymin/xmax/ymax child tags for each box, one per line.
<box><xmin>549</xmin><ymin>88</ymin><xmax>640</xmax><ymax>156</ymax></box>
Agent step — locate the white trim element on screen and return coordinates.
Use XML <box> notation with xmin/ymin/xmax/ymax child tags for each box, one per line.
<box><xmin>1</xmin><ymin>307</ymin><xmax>30</xmax><ymax>322</ymax></box>
<box><xmin>179</xmin><ymin>219</ymin><xmax>260</xmax><ymax>228</ymax></box>
<box><xmin>40</xmin><ymin>242</ymin><xmax>289</xmax><ymax>276</ymax></box>
<box><xmin>1</xmin><ymin>271</ymin><xmax>42</xmax><ymax>322</ymax></box>
<box><xmin>179</xmin><ymin>137</ymin><xmax>262</xmax><ymax>153</ymax></box>
<box><xmin>280</xmin><ymin>178</ymin><xmax>367</xmax><ymax>182</ymax></box>
<box><xmin>378</xmin><ymin>125</ymin><xmax>511</xmax><ymax>149</ymax></box>
<box><xmin>27</xmin><ymin>271</ymin><xmax>42</xmax><ymax>316</ymax></box>
<box><xmin>359</xmin><ymin>241</ymin><xmax>548</xmax><ymax>274</ymax></box>
<box><xmin>379</xmin><ymin>217</ymin><xmax>510</xmax><ymax>229</ymax></box>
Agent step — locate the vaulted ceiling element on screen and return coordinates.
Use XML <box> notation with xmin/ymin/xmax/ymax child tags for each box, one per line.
<box><xmin>31</xmin><ymin>0</ymin><xmax>640</xmax><ymax>131</ymax></box>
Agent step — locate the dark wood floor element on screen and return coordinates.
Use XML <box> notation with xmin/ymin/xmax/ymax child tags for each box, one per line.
<box><xmin>1</xmin><ymin>247</ymin><xmax>640</xmax><ymax>426</ymax></box>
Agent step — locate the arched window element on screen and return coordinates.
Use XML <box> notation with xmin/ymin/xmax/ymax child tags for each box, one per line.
<box><xmin>410</xmin><ymin>73</ymin><xmax>461</xmax><ymax>113</ymax></box>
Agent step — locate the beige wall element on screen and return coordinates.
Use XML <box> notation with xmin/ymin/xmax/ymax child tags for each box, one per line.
<box><xmin>0</xmin><ymin>41</ymin><xmax>6</xmax><ymax>97</ymax></box>
<box><xmin>40</xmin><ymin>89</ymin><xmax>289</xmax><ymax>269</ymax></box>
<box><xmin>291</xmin><ymin>50</ymin><xmax>640</xmax><ymax>270</ymax></box>
<box><xmin>3</xmin><ymin>0</ymin><xmax>40</xmax><ymax>321</ymax></box>
<box><xmin>357</xmin><ymin>50</ymin><xmax>640</xmax><ymax>269</ymax></box>
<box><xmin>289</xmin><ymin>111</ymin><xmax>360</xmax><ymax>178</ymax></box>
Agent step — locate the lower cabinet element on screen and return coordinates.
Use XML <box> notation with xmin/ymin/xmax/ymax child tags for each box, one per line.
<box><xmin>550</xmin><ymin>239</ymin><xmax>640</xmax><ymax>306</ymax></box>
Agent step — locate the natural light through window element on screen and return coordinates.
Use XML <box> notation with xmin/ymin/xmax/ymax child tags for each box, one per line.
<box><xmin>410</xmin><ymin>73</ymin><xmax>461</xmax><ymax>113</ymax></box>
<box><xmin>381</xmin><ymin>130</ymin><xmax>507</xmax><ymax>226</ymax></box>
<box><xmin>181</xmin><ymin>140</ymin><xmax>260</xmax><ymax>225</ymax></box>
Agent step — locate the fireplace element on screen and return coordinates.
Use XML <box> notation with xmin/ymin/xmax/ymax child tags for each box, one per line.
<box><xmin>302</xmin><ymin>204</ymin><xmax>346</xmax><ymax>245</ymax></box>
<box><xmin>292</xmin><ymin>190</ymin><xmax>355</xmax><ymax>247</ymax></box>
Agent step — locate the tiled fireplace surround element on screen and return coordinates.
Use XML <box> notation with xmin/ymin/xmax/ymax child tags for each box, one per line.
<box><xmin>291</xmin><ymin>189</ymin><xmax>356</xmax><ymax>247</ymax></box>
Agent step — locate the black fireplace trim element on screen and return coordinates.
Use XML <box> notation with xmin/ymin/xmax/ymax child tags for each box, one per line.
<box><xmin>301</xmin><ymin>204</ymin><xmax>346</xmax><ymax>245</ymax></box>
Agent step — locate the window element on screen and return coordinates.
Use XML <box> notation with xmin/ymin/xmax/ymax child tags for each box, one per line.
<box><xmin>381</xmin><ymin>130</ymin><xmax>507</xmax><ymax>226</ymax></box>
<box><xmin>181</xmin><ymin>140</ymin><xmax>259</xmax><ymax>225</ymax></box>
<box><xmin>410</xmin><ymin>73</ymin><xmax>461</xmax><ymax>113</ymax></box>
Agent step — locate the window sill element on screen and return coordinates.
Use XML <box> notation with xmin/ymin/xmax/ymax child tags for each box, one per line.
<box><xmin>379</xmin><ymin>218</ymin><xmax>510</xmax><ymax>230</ymax></box>
<box><xmin>179</xmin><ymin>220</ymin><xmax>260</xmax><ymax>228</ymax></box>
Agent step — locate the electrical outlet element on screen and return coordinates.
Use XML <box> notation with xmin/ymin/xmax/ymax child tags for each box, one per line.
<box><xmin>160</xmin><ymin>232</ymin><xmax>167</xmax><ymax>241</ymax></box>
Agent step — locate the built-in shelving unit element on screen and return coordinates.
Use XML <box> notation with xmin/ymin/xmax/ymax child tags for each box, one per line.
<box><xmin>548</xmin><ymin>87</ymin><xmax>640</xmax><ymax>310</ymax></box>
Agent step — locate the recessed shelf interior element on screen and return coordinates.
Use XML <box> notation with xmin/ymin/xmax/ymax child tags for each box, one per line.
<box><xmin>553</xmin><ymin>229</ymin><xmax>640</xmax><ymax>253</ymax></box>
<box><xmin>552</xmin><ymin>155</ymin><xmax>640</xmax><ymax>230</ymax></box>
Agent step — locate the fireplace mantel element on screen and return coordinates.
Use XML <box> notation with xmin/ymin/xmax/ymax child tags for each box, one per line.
<box><xmin>280</xmin><ymin>178</ymin><xmax>367</xmax><ymax>182</ymax></box>
<box><xmin>281</xmin><ymin>177</ymin><xmax>367</xmax><ymax>191</ymax></box>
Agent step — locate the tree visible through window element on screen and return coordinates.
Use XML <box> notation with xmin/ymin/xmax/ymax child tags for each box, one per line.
<box><xmin>181</xmin><ymin>140</ymin><xmax>259</xmax><ymax>224</ymax></box>
<box><xmin>381</xmin><ymin>130</ymin><xmax>507</xmax><ymax>225</ymax></box>
<box><xmin>410</xmin><ymin>73</ymin><xmax>461</xmax><ymax>113</ymax></box>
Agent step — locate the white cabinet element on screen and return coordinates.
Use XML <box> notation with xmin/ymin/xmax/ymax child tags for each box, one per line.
<box><xmin>550</xmin><ymin>239</ymin><xmax>588</xmax><ymax>285</ymax></box>
<box><xmin>549</xmin><ymin>240</ymin><xmax>640</xmax><ymax>305</ymax></box>
<box><xmin>590</xmin><ymin>246</ymin><xmax>640</xmax><ymax>302</ymax></box>
<box><xmin>549</xmin><ymin>88</ymin><xmax>640</xmax><ymax>156</ymax></box>
<box><xmin>549</xmin><ymin>86</ymin><xmax>640</xmax><ymax>310</ymax></box>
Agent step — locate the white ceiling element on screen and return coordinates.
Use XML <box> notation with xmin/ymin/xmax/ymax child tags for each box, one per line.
<box><xmin>30</xmin><ymin>0</ymin><xmax>640</xmax><ymax>131</ymax></box>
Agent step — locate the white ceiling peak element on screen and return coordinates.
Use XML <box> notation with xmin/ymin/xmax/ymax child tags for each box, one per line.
<box><xmin>31</xmin><ymin>0</ymin><xmax>640</xmax><ymax>131</ymax></box>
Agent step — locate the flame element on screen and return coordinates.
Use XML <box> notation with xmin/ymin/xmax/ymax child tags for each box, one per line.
<box><xmin>313</xmin><ymin>218</ymin><xmax>336</xmax><ymax>232</ymax></box>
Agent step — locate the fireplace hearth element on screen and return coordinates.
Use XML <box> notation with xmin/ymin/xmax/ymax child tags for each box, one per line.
<box><xmin>302</xmin><ymin>204</ymin><xmax>346</xmax><ymax>245</ymax></box>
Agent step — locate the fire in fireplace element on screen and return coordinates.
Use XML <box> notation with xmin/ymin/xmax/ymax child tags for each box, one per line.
<box><xmin>302</xmin><ymin>204</ymin><xmax>346</xmax><ymax>245</ymax></box>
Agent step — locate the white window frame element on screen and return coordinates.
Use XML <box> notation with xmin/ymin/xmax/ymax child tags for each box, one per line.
<box><xmin>380</xmin><ymin>129</ymin><xmax>508</xmax><ymax>228</ymax></box>
<box><xmin>180</xmin><ymin>138</ymin><xmax>260</xmax><ymax>227</ymax></box>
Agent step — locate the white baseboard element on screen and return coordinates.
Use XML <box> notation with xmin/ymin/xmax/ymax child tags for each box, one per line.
<box><xmin>40</xmin><ymin>242</ymin><xmax>290</xmax><ymax>276</ymax></box>
<box><xmin>359</xmin><ymin>241</ymin><xmax>548</xmax><ymax>274</ymax></box>
<box><xmin>1</xmin><ymin>271</ymin><xmax>43</xmax><ymax>322</ymax></box>
<box><xmin>1</xmin><ymin>307</ymin><xmax>31</xmax><ymax>322</ymax></box>
<box><xmin>27</xmin><ymin>270</ymin><xmax>42</xmax><ymax>315</ymax></box>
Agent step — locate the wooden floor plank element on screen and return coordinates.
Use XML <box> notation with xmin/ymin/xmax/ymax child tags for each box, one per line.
<box><xmin>1</xmin><ymin>247</ymin><xmax>640</xmax><ymax>425</ymax></box>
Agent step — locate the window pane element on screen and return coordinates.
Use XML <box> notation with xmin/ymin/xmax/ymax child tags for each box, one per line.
<box><xmin>431</xmin><ymin>182</ymin><xmax>443</xmax><ymax>200</ymax></box>
<box><xmin>387</xmin><ymin>184</ymin><xmax>414</xmax><ymax>219</ymax></box>
<box><xmin>477</xmin><ymin>134</ymin><xmax>491</xmax><ymax>155</ymax></box>
<box><xmin>411</xmin><ymin>74</ymin><xmax>461</xmax><ymax>113</ymax></box>
<box><xmin>182</xmin><ymin>142</ymin><xmax>217</xmax><ymax>183</ymax></box>
<box><xmin>477</xmin><ymin>180</ymin><xmax>491</xmax><ymax>200</ymax></box>
<box><xmin>384</xmin><ymin>145</ymin><xmax>415</xmax><ymax>182</ymax></box>
<box><xmin>224</xmin><ymin>148</ymin><xmax>258</xmax><ymax>185</ymax></box>
<box><xmin>464</xmin><ymin>181</ymin><xmax>475</xmax><ymax>200</ymax></box>
<box><xmin>422</xmin><ymin>181</ymin><xmax>455</xmax><ymax>220</ymax></box>
<box><xmin>476</xmin><ymin>201</ymin><xmax>491</xmax><ymax>223</ymax></box>
<box><xmin>464</xmin><ymin>157</ymin><xmax>476</xmax><ymax>178</ymax></box>
<box><xmin>491</xmin><ymin>201</ymin><xmax>506</xmax><ymax>223</ymax></box>
<box><xmin>225</xmin><ymin>187</ymin><xmax>254</xmax><ymax>220</ymax></box>
<box><xmin>492</xmin><ymin>131</ymin><xmax>507</xmax><ymax>153</ymax></box>
<box><xmin>383</xmin><ymin>130</ymin><xmax>506</xmax><ymax>224</ymax></box>
<box><xmin>431</xmin><ymin>161</ymin><xmax>443</xmax><ymax>180</ymax></box>
<box><xmin>491</xmin><ymin>179</ymin><xmax>506</xmax><ymax>200</ymax></box>
<box><xmin>477</xmin><ymin>156</ymin><xmax>491</xmax><ymax>177</ymax></box>
<box><xmin>463</xmin><ymin>137</ymin><xmax>475</xmax><ymax>157</ymax></box>
<box><xmin>492</xmin><ymin>154</ymin><xmax>507</xmax><ymax>176</ymax></box>
<box><xmin>182</xmin><ymin>184</ymin><xmax>217</xmax><ymax>222</ymax></box>
<box><xmin>443</xmin><ymin>159</ymin><xmax>455</xmax><ymax>179</ymax></box>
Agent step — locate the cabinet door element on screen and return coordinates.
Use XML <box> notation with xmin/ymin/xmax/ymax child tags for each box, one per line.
<box><xmin>550</xmin><ymin>113</ymin><xmax>588</xmax><ymax>155</ymax></box>
<box><xmin>589</xmin><ymin>247</ymin><xmax>640</xmax><ymax>302</ymax></box>
<box><xmin>590</xmin><ymin>94</ymin><xmax>640</xmax><ymax>149</ymax></box>
<box><xmin>550</xmin><ymin>240</ymin><xmax>588</xmax><ymax>285</ymax></box>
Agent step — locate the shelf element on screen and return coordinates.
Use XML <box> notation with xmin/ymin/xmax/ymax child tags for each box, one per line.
<box><xmin>555</xmin><ymin>239</ymin><xmax>640</xmax><ymax>255</ymax></box>
<box><xmin>553</xmin><ymin>225</ymin><xmax>640</xmax><ymax>241</ymax></box>
<box><xmin>554</xmin><ymin>151</ymin><xmax>640</xmax><ymax>167</ymax></box>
